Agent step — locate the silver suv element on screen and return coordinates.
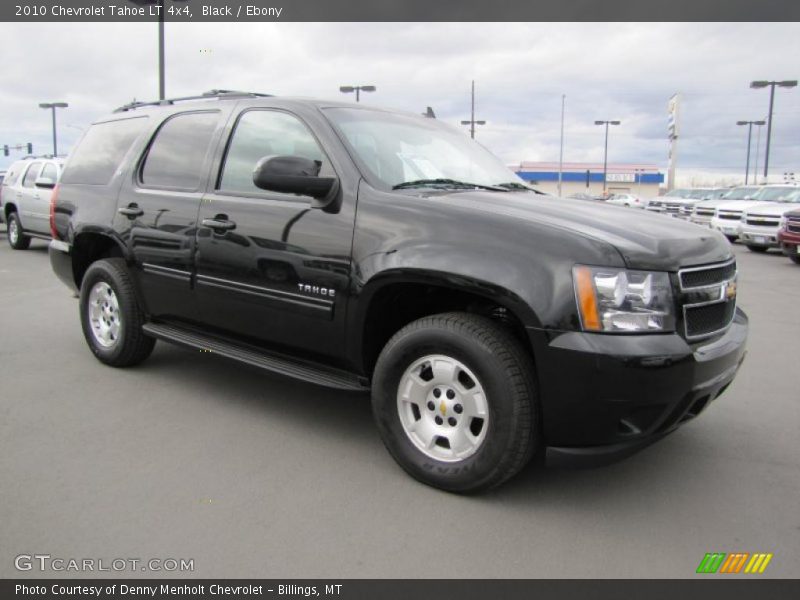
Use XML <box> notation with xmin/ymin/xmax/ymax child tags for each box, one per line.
<box><xmin>0</xmin><ymin>156</ymin><xmax>63</xmax><ymax>249</ymax></box>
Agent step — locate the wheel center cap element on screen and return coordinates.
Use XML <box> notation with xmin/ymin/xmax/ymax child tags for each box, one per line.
<box><xmin>439</xmin><ymin>400</ymin><xmax>447</xmax><ymax>416</ymax></box>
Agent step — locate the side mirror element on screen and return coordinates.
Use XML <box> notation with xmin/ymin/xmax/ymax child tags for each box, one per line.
<box><xmin>253</xmin><ymin>155</ymin><xmax>339</xmax><ymax>208</ymax></box>
<box><xmin>35</xmin><ymin>177</ymin><xmax>56</xmax><ymax>189</ymax></box>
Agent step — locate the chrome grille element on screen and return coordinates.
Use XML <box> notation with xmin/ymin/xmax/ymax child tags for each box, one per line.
<box><xmin>678</xmin><ymin>260</ymin><xmax>737</xmax><ymax>341</ymax></box>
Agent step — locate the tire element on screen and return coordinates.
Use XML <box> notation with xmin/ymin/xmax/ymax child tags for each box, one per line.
<box><xmin>7</xmin><ymin>212</ymin><xmax>31</xmax><ymax>250</ymax></box>
<box><xmin>789</xmin><ymin>252</ymin><xmax>800</xmax><ymax>265</ymax></box>
<box><xmin>725</xmin><ymin>235</ymin><xmax>738</xmax><ymax>243</ymax></box>
<box><xmin>79</xmin><ymin>258</ymin><xmax>155</xmax><ymax>367</ymax></box>
<box><xmin>371</xmin><ymin>312</ymin><xmax>537</xmax><ymax>493</ymax></box>
<box><xmin>746</xmin><ymin>245</ymin><xmax>768</xmax><ymax>253</ymax></box>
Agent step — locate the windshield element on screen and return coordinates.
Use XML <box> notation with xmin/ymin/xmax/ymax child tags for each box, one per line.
<box><xmin>754</xmin><ymin>186</ymin><xmax>800</xmax><ymax>202</ymax></box>
<box><xmin>324</xmin><ymin>107</ymin><xmax>526</xmax><ymax>190</ymax></box>
<box><xmin>664</xmin><ymin>188</ymin><xmax>691</xmax><ymax>198</ymax></box>
<box><xmin>723</xmin><ymin>186</ymin><xmax>761</xmax><ymax>200</ymax></box>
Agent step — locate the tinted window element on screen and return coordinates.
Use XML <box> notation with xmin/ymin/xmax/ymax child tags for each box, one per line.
<box><xmin>61</xmin><ymin>117</ymin><xmax>147</xmax><ymax>185</ymax></box>
<box><xmin>40</xmin><ymin>162</ymin><xmax>59</xmax><ymax>182</ymax></box>
<box><xmin>141</xmin><ymin>111</ymin><xmax>219</xmax><ymax>190</ymax></box>
<box><xmin>219</xmin><ymin>110</ymin><xmax>331</xmax><ymax>195</ymax></box>
<box><xmin>22</xmin><ymin>162</ymin><xmax>42</xmax><ymax>187</ymax></box>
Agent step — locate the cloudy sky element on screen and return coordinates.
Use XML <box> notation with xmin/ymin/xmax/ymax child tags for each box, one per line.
<box><xmin>1</xmin><ymin>22</ymin><xmax>798</xmax><ymax>185</ymax></box>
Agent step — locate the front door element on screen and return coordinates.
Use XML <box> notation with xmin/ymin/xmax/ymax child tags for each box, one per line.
<box><xmin>18</xmin><ymin>161</ymin><xmax>47</xmax><ymax>233</ymax></box>
<box><xmin>194</xmin><ymin>108</ymin><xmax>354</xmax><ymax>360</ymax></box>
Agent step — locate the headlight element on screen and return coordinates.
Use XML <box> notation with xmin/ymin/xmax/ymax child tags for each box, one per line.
<box><xmin>573</xmin><ymin>265</ymin><xmax>675</xmax><ymax>333</ymax></box>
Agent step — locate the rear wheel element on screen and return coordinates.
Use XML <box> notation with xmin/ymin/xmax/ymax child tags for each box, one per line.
<box><xmin>79</xmin><ymin>258</ymin><xmax>155</xmax><ymax>367</ymax></box>
<box><xmin>7</xmin><ymin>212</ymin><xmax>31</xmax><ymax>250</ymax></box>
<box><xmin>746</xmin><ymin>245</ymin><xmax>768</xmax><ymax>253</ymax></box>
<box><xmin>371</xmin><ymin>312</ymin><xmax>537</xmax><ymax>493</ymax></box>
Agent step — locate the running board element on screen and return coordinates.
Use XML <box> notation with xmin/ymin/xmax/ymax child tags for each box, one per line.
<box><xmin>142</xmin><ymin>322</ymin><xmax>369</xmax><ymax>392</ymax></box>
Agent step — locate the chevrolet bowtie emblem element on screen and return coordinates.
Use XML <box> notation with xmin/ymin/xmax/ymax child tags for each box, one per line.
<box><xmin>725</xmin><ymin>280</ymin><xmax>737</xmax><ymax>300</ymax></box>
<box><xmin>440</xmin><ymin>400</ymin><xmax>447</xmax><ymax>416</ymax></box>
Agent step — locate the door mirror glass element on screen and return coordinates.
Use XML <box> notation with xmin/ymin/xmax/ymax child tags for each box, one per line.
<box><xmin>253</xmin><ymin>155</ymin><xmax>338</xmax><ymax>205</ymax></box>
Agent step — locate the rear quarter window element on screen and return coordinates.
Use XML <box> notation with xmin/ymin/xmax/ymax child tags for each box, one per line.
<box><xmin>61</xmin><ymin>117</ymin><xmax>148</xmax><ymax>185</ymax></box>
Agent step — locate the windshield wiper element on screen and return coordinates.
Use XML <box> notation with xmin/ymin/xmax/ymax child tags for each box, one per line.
<box><xmin>495</xmin><ymin>182</ymin><xmax>536</xmax><ymax>192</ymax></box>
<box><xmin>392</xmin><ymin>178</ymin><xmax>508</xmax><ymax>192</ymax></box>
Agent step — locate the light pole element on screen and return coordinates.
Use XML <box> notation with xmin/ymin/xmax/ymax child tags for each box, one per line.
<box><xmin>594</xmin><ymin>120</ymin><xmax>621</xmax><ymax>195</ymax></box>
<box><xmin>38</xmin><ymin>102</ymin><xmax>68</xmax><ymax>156</ymax></box>
<box><xmin>130</xmin><ymin>0</ymin><xmax>190</xmax><ymax>100</ymax></box>
<box><xmin>736</xmin><ymin>120</ymin><xmax>765</xmax><ymax>185</ymax></box>
<box><xmin>750</xmin><ymin>80</ymin><xmax>797</xmax><ymax>181</ymax></box>
<box><xmin>339</xmin><ymin>85</ymin><xmax>376</xmax><ymax>103</ymax></box>
<box><xmin>558</xmin><ymin>94</ymin><xmax>565</xmax><ymax>197</ymax></box>
<box><xmin>753</xmin><ymin>120</ymin><xmax>765</xmax><ymax>184</ymax></box>
<box><xmin>460</xmin><ymin>80</ymin><xmax>486</xmax><ymax>139</ymax></box>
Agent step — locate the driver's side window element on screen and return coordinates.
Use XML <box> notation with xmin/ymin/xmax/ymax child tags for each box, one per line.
<box><xmin>218</xmin><ymin>110</ymin><xmax>332</xmax><ymax>195</ymax></box>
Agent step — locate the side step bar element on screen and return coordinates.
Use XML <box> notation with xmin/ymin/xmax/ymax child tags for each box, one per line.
<box><xmin>142</xmin><ymin>322</ymin><xmax>369</xmax><ymax>392</ymax></box>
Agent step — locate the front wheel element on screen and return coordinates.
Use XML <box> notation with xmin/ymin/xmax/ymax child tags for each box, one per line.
<box><xmin>789</xmin><ymin>251</ymin><xmax>800</xmax><ymax>265</ymax></box>
<box><xmin>746</xmin><ymin>245</ymin><xmax>768</xmax><ymax>253</ymax></box>
<box><xmin>371</xmin><ymin>312</ymin><xmax>538</xmax><ymax>493</ymax></box>
<box><xmin>79</xmin><ymin>258</ymin><xmax>155</xmax><ymax>367</ymax></box>
<box><xmin>7</xmin><ymin>212</ymin><xmax>31</xmax><ymax>250</ymax></box>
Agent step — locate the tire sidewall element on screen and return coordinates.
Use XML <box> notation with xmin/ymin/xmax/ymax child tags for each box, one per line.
<box><xmin>8</xmin><ymin>213</ymin><xmax>25</xmax><ymax>249</ymax></box>
<box><xmin>372</xmin><ymin>325</ymin><xmax>525</xmax><ymax>492</ymax></box>
<box><xmin>79</xmin><ymin>261</ymin><xmax>133</xmax><ymax>364</ymax></box>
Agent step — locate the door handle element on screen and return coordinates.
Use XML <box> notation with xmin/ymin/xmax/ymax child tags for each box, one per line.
<box><xmin>118</xmin><ymin>204</ymin><xmax>144</xmax><ymax>218</ymax></box>
<box><xmin>201</xmin><ymin>217</ymin><xmax>236</xmax><ymax>231</ymax></box>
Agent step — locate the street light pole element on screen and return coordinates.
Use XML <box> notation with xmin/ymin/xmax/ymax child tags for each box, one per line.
<box><xmin>753</xmin><ymin>121</ymin><xmax>764</xmax><ymax>184</ymax></box>
<box><xmin>595</xmin><ymin>120</ymin><xmax>621</xmax><ymax>195</ymax></box>
<box><xmin>339</xmin><ymin>85</ymin><xmax>376</xmax><ymax>103</ymax></box>
<box><xmin>558</xmin><ymin>94</ymin><xmax>565</xmax><ymax>197</ymax></box>
<box><xmin>460</xmin><ymin>80</ymin><xmax>486</xmax><ymax>139</ymax></box>
<box><xmin>38</xmin><ymin>102</ymin><xmax>68</xmax><ymax>156</ymax></box>
<box><xmin>750</xmin><ymin>79</ymin><xmax>797</xmax><ymax>181</ymax></box>
<box><xmin>736</xmin><ymin>120</ymin><xmax>766</xmax><ymax>185</ymax></box>
<box><xmin>158</xmin><ymin>0</ymin><xmax>165</xmax><ymax>100</ymax></box>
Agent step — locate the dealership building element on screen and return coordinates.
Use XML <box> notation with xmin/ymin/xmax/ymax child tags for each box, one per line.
<box><xmin>512</xmin><ymin>161</ymin><xmax>664</xmax><ymax>197</ymax></box>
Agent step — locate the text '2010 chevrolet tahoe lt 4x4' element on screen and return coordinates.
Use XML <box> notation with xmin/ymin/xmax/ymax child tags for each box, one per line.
<box><xmin>49</xmin><ymin>91</ymin><xmax>748</xmax><ymax>493</ymax></box>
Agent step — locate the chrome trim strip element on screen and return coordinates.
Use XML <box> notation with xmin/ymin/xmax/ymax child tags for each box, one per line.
<box><xmin>196</xmin><ymin>274</ymin><xmax>334</xmax><ymax>306</ymax></box>
<box><xmin>196</xmin><ymin>277</ymin><xmax>331</xmax><ymax>313</ymax></box>
<box><xmin>142</xmin><ymin>263</ymin><xmax>191</xmax><ymax>281</ymax></box>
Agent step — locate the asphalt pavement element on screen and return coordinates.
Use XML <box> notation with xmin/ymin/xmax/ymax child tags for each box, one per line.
<box><xmin>1</xmin><ymin>234</ymin><xmax>798</xmax><ymax>579</ymax></box>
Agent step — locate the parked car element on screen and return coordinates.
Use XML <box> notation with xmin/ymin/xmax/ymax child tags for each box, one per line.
<box><xmin>1</xmin><ymin>156</ymin><xmax>63</xmax><ymax>249</ymax></box>
<box><xmin>707</xmin><ymin>186</ymin><xmax>765</xmax><ymax>241</ymax></box>
<box><xmin>645</xmin><ymin>187</ymin><xmax>692</xmax><ymax>216</ymax></box>
<box><xmin>49</xmin><ymin>91</ymin><xmax>747</xmax><ymax>493</ymax></box>
<box><xmin>605</xmin><ymin>193</ymin><xmax>646</xmax><ymax>208</ymax></box>
<box><xmin>691</xmin><ymin>186</ymin><xmax>758</xmax><ymax>229</ymax></box>
<box><xmin>738</xmin><ymin>187</ymin><xmax>800</xmax><ymax>252</ymax></box>
<box><xmin>678</xmin><ymin>188</ymin><xmax>730</xmax><ymax>219</ymax></box>
<box><xmin>777</xmin><ymin>208</ymin><xmax>800</xmax><ymax>264</ymax></box>
<box><xmin>567</xmin><ymin>192</ymin><xmax>599</xmax><ymax>202</ymax></box>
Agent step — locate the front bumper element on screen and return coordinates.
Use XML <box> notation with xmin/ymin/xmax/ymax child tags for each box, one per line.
<box><xmin>739</xmin><ymin>225</ymin><xmax>780</xmax><ymax>247</ymax></box>
<box><xmin>710</xmin><ymin>217</ymin><xmax>743</xmax><ymax>238</ymax></box>
<box><xmin>778</xmin><ymin>228</ymin><xmax>800</xmax><ymax>255</ymax></box>
<box><xmin>528</xmin><ymin>308</ymin><xmax>748</xmax><ymax>468</ymax></box>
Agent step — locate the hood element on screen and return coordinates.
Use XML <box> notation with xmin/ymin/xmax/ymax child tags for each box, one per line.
<box><xmin>695</xmin><ymin>198</ymin><xmax>730</xmax><ymax>209</ymax></box>
<box><xmin>430</xmin><ymin>191</ymin><xmax>732</xmax><ymax>271</ymax></box>
<box><xmin>715</xmin><ymin>200</ymin><xmax>766</xmax><ymax>211</ymax></box>
<box><xmin>745</xmin><ymin>201</ymin><xmax>800</xmax><ymax>217</ymax></box>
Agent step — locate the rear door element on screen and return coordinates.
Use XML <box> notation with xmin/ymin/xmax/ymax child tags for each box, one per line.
<box><xmin>18</xmin><ymin>161</ymin><xmax>44</xmax><ymax>231</ymax></box>
<box><xmin>26</xmin><ymin>161</ymin><xmax>60</xmax><ymax>234</ymax></box>
<box><xmin>193</xmin><ymin>107</ymin><xmax>355</xmax><ymax>359</ymax></box>
<box><xmin>116</xmin><ymin>109</ymin><xmax>227</xmax><ymax>323</ymax></box>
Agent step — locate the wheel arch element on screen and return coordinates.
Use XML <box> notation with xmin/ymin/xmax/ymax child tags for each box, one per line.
<box><xmin>70</xmin><ymin>229</ymin><xmax>129</xmax><ymax>289</ymax></box>
<box><xmin>350</xmin><ymin>269</ymin><xmax>541</xmax><ymax>377</ymax></box>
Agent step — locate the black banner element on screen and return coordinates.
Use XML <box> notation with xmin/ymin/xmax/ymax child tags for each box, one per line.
<box><xmin>3</xmin><ymin>580</ymin><xmax>800</xmax><ymax>600</ymax></box>
<box><xmin>2</xmin><ymin>0</ymin><xmax>800</xmax><ymax>22</ymax></box>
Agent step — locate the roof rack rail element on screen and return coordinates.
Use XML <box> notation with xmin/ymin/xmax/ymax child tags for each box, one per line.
<box><xmin>113</xmin><ymin>89</ymin><xmax>273</xmax><ymax>113</ymax></box>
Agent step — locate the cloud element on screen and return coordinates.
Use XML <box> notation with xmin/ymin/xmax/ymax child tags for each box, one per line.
<box><xmin>1</xmin><ymin>21</ymin><xmax>797</xmax><ymax>185</ymax></box>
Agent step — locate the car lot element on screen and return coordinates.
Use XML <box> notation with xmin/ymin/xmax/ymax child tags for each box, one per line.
<box><xmin>0</xmin><ymin>235</ymin><xmax>798</xmax><ymax>579</ymax></box>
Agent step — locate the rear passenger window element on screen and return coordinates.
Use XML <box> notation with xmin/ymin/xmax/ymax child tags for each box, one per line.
<box><xmin>140</xmin><ymin>111</ymin><xmax>219</xmax><ymax>190</ymax></box>
<box><xmin>219</xmin><ymin>110</ymin><xmax>332</xmax><ymax>195</ymax></box>
<box><xmin>40</xmin><ymin>163</ymin><xmax>59</xmax><ymax>182</ymax></box>
<box><xmin>22</xmin><ymin>162</ymin><xmax>42</xmax><ymax>187</ymax></box>
<box><xmin>61</xmin><ymin>117</ymin><xmax>147</xmax><ymax>185</ymax></box>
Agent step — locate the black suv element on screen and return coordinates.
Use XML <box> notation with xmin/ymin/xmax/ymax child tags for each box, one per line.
<box><xmin>50</xmin><ymin>90</ymin><xmax>748</xmax><ymax>492</ymax></box>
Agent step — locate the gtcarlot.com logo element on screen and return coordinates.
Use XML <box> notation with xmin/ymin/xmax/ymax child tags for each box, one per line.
<box><xmin>15</xmin><ymin>554</ymin><xmax>194</xmax><ymax>573</ymax></box>
<box><xmin>696</xmin><ymin>552</ymin><xmax>773</xmax><ymax>574</ymax></box>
